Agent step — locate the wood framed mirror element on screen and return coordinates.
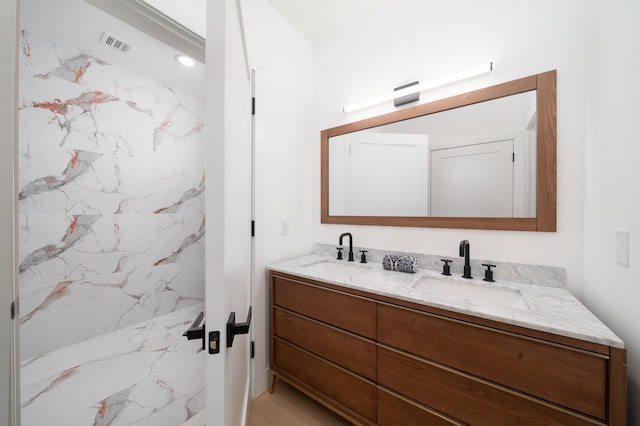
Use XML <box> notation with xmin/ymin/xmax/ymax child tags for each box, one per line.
<box><xmin>321</xmin><ymin>70</ymin><xmax>556</xmax><ymax>231</ymax></box>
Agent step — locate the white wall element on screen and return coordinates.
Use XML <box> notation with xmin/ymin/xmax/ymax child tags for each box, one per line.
<box><xmin>241</xmin><ymin>0</ymin><xmax>315</xmax><ymax>398</ymax></box>
<box><xmin>583</xmin><ymin>0</ymin><xmax>640</xmax><ymax>422</ymax></box>
<box><xmin>313</xmin><ymin>0</ymin><xmax>591</xmax><ymax>295</ymax></box>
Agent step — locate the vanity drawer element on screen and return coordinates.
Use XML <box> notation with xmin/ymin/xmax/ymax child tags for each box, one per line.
<box><xmin>272</xmin><ymin>275</ymin><xmax>376</xmax><ymax>339</ymax></box>
<box><xmin>273</xmin><ymin>307</ymin><xmax>376</xmax><ymax>380</ymax></box>
<box><xmin>273</xmin><ymin>338</ymin><xmax>377</xmax><ymax>423</ymax></box>
<box><xmin>377</xmin><ymin>303</ymin><xmax>607</xmax><ymax>419</ymax></box>
<box><xmin>377</xmin><ymin>345</ymin><xmax>600</xmax><ymax>426</ymax></box>
<box><xmin>377</xmin><ymin>386</ymin><xmax>462</xmax><ymax>426</ymax></box>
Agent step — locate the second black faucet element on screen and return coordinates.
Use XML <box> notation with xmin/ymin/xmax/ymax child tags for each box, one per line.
<box><xmin>459</xmin><ymin>239</ymin><xmax>472</xmax><ymax>279</ymax></box>
<box><xmin>339</xmin><ymin>232</ymin><xmax>355</xmax><ymax>262</ymax></box>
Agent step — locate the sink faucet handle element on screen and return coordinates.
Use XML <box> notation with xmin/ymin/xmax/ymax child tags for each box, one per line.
<box><xmin>336</xmin><ymin>247</ymin><xmax>343</xmax><ymax>260</ymax></box>
<box><xmin>440</xmin><ymin>259</ymin><xmax>452</xmax><ymax>276</ymax></box>
<box><xmin>482</xmin><ymin>263</ymin><xmax>496</xmax><ymax>282</ymax></box>
<box><xmin>359</xmin><ymin>250</ymin><xmax>368</xmax><ymax>264</ymax></box>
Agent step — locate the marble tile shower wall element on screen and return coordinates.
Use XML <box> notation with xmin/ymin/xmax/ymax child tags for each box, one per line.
<box><xmin>18</xmin><ymin>30</ymin><xmax>205</xmax><ymax>360</ymax></box>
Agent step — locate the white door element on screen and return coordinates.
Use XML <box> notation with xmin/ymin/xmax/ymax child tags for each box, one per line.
<box><xmin>205</xmin><ymin>1</ymin><xmax>253</xmax><ymax>425</ymax></box>
<box><xmin>1</xmin><ymin>1</ymin><xmax>19</xmax><ymax>425</ymax></box>
<box><xmin>430</xmin><ymin>139</ymin><xmax>514</xmax><ymax>217</ymax></box>
<box><xmin>2</xmin><ymin>0</ymin><xmax>253</xmax><ymax>424</ymax></box>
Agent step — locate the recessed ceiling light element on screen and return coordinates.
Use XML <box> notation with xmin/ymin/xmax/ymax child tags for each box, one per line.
<box><xmin>176</xmin><ymin>54</ymin><xmax>196</xmax><ymax>67</ymax></box>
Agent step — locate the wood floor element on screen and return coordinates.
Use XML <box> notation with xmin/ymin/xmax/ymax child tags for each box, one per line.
<box><xmin>250</xmin><ymin>380</ymin><xmax>353</xmax><ymax>426</ymax></box>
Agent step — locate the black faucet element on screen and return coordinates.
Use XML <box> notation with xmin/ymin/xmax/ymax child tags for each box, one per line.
<box><xmin>339</xmin><ymin>232</ymin><xmax>354</xmax><ymax>262</ymax></box>
<box><xmin>459</xmin><ymin>240</ymin><xmax>472</xmax><ymax>279</ymax></box>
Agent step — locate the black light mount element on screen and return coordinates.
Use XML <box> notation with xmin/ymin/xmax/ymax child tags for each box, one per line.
<box><xmin>394</xmin><ymin>81</ymin><xmax>420</xmax><ymax>107</ymax></box>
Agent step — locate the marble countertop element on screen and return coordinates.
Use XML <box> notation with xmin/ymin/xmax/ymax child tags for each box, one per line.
<box><xmin>269</xmin><ymin>254</ymin><xmax>624</xmax><ymax>349</ymax></box>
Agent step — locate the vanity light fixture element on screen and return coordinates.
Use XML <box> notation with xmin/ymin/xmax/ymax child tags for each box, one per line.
<box><xmin>342</xmin><ymin>62</ymin><xmax>493</xmax><ymax>113</ymax></box>
<box><xmin>175</xmin><ymin>54</ymin><xmax>196</xmax><ymax>67</ymax></box>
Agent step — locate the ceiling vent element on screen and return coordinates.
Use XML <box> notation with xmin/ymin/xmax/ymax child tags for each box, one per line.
<box><xmin>100</xmin><ymin>31</ymin><xmax>135</xmax><ymax>55</ymax></box>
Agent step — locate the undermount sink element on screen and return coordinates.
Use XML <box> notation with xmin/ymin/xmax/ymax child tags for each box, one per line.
<box><xmin>411</xmin><ymin>276</ymin><xmax>529</xmax><ymax>310</ymax></box>
<box><xmin>301</xmin><ymin>260</ymin><xmax>373</xmax><ymax>277</ymax></box>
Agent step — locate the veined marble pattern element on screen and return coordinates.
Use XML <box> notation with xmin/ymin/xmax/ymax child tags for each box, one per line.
<box><xmin>19</xmin><ymin>214</ymin><xmax>154</xmax><ymax>359</ymax></box>
<box><xmin>18</xmin><ymin>30</ymin><xmax>205</xmax><ymax>359</ymax></box>
<box><xmin>270</xmin><ymin>254</ymin><xmax>624</xmax><ymax>348</ymax></box>
<box><xmin>152</xmin><ymin>215</ymin><xmax>205</xmax><ymax>317</ymax></box>
<box><xmin>153</xmin><ymin>86</ymin><xmax>205</xmax><ymax>214</ymax></box>
<box><xmin>20</xmin><ymin>30</ymin><xmax>156</xmax><ymax>109</ymax></box>
<box><xmin>314</xmin><ymin>243</ymin><xmax>567</xmax><ymax>288</ymax></box>
<box><xmin>21</xmin><ymin>305</ymin><xmax>205</xmax><ymax>426</ymax></box>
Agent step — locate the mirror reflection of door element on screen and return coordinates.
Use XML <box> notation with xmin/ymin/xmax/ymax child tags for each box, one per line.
<box><xmin>429</xmin><ymin>127</ymin><xmax>536</xmax><ymax>218</ymax></box>
<box><xmin>430</xmin><ymin>139</ymin><xmax>514</xmax><ymax>217</ymax></box>
<box><xmin>329</xmin><ymin>132</ymin><xmax>429</xmax><ymax>216</ymax></box>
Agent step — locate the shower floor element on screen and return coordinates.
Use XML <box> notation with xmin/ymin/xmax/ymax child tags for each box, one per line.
<box><xmin>20</xmin><ymin>304</ymin><xmax>205</xmax><ymax>426</ymax></box>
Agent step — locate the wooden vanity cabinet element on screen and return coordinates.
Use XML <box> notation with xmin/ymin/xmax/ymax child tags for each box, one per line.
<box><xmin>269</xmin><ymin>271</ymin><xmax>627</xmax><ymax>426</ymax></box>
<box><xmin>270</xmin><ymin>273</ymin><xmax>378</xmax><ymax>425</ymax></box>
<box><xmin>377</xmin><ymin>303</ymin><xmax>607</xmax><ymax>420</ymax></box>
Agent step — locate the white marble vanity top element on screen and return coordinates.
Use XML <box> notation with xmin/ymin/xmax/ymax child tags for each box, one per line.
<box><xmin>269</xmin><ymin>254</ymin><xmax>624</xmax><ymax>349</ymax></box>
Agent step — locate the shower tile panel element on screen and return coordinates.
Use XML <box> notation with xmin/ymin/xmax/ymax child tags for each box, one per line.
<box><xmin>152</xmin><ymin>214</ymin><xmax>206</xmax><ymax>316</ymax></box>
<box><xmin>19</xmin><ymin>77</ymin><xmax>153</xmax><ymax>156</ymax></box>
<box><xmin>153</xmin><ymin>86</ymin><xmax>205</xmax><ymax>214</ymax></box>
<box><xmin>19</xmin><ymin>214</ymin><xmax>155</xmax><ymax>359</ymax></box>
<box><xmin>152</xmin><ymin>214</ymin><xmax>205</xmax><ymax>267</ymax></box>
<box><xmin>20</xmin><ymin>305</ymin><xmax>205</xmax><ymax>426</ymax></box>
<box><xmin>19</xmin><ymin>80</ymin><xmax>154</xmax><ymax>214</ymax></box>
<box><xmin>18</xmin><ymin>30</ymin><xmax>205</xmax><ymax>358</ymax></box>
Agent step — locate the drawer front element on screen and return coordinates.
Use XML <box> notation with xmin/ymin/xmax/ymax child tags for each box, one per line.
<box><xmin>272</xmin><ymin>275</ymin><xmax>376</xmax><ymax>339</ymax></box>
<box><xmin>378</xmin><ymin>346</ymin><xmax>599</xmax><ymax>426</ymax></box>
<box><xmin>273</xmin><ymin>307</ymin><xmax>376</xmax><ymax>380</ymax></box>
<box><xmin>377</xmin><ymin>304</ymin><xmax>607</xmax><ymax>419</ymax></box>
<box><xmin>377</xmin><ymin>387</ymin><xmax>461</xmax><ymax>426</ymax></box>
<box><xmin>273</xmin><ymin>338</ymin><xmax>377</xmax><ymax>422</ymax></box>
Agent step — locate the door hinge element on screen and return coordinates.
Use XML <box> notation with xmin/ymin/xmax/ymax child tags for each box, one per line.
<box><xmin>10</xmin><ymin>301</ymin><xmax>15</xmax><ymax>320</ymax></box>
<box><xmin>251</xmin><ymin>97</ymin><xmax>256</xmax><ymax>115</ymax></box>
<box><xmin>250</xmin><ymin>341</ymin><xmax>255</xmax><ymax>359</ymax></box>
<box><xmin>251</xmin><ymin>220</ymin><xmax>255</xmax><ymax>237</ymax></box>
<box><xmin>513</xmin><ymin>153</ymin><xmax>515</xmax><ymax>162</ymax></box>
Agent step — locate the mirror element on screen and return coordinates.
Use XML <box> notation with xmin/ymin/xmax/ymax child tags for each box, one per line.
<box><xmin>321</xmin><ymin>71</ymin><xmax>556</xmax><ymax>231</ymax></box>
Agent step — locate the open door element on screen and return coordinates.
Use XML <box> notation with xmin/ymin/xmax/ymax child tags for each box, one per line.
<box><xmin>0</xmin><ymin>0</ymin><xmax>19</xmax><ymax>426</ymax></box>
<box><xmin>205</xmin><ymin>0</ymin><xmax>253</xmax><ymax>424</ymax></box>
<box><xmin>1</xmin><ymin>1</ymin><xmax>19</xmax><ymax>425</ymax></box>
<box><xmin>4</xmin><ymin>0</ymin><xmax>254</xmax><ymax>424</ymax></box>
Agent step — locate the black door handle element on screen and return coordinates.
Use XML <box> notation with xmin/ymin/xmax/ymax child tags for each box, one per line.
<box><xmin>183</xmin><ymin>311</ymin><xmax>205</xmax><ymax>350</ymax></box>
<box><xmin>226</xmin><ymin>307</ymin><xmax>252</xmax><ymax>348</ymax></box>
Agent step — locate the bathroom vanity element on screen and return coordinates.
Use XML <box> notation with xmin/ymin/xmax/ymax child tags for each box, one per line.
<box><xmin>268</xmin><ymin>255</ymin><xmax>626</xmax><ymax>426</ymax></box>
